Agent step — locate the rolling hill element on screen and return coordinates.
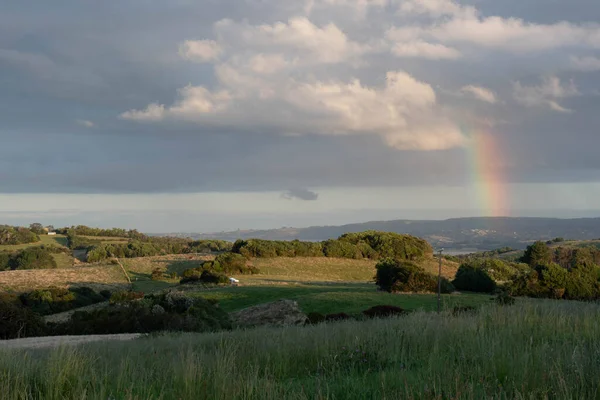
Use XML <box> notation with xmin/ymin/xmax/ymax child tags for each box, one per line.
<box><xmin>161</xmin><ymin>217</ymin><xmax>600</xmax><ymax>251</ymax></box>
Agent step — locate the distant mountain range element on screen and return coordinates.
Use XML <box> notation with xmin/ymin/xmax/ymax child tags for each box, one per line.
<box><xmin>156</xmin><ymin>217</ymin><xmax>600</xmax><ymax>252</ymax></box>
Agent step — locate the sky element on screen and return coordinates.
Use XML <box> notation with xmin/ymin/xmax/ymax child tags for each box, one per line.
<box><xmin>2</xmin><ymin>0</ymin><xmax>600</xmax><ymax>232</ymax></box>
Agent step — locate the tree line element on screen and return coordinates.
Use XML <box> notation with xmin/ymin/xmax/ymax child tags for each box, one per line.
<box><xmin>232</xmin><ymin>231</ymin><xmax>433</xmax><ymax>261</ymax></box>
<box><xmin>0</xmin><ymin>225</ymin><xmax>39</xmax><ymax>245</ymax></box>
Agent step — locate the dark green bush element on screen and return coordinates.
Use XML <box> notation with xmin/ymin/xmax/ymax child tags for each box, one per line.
<box><xmin>521</xmin><ymin>241</ymin><xmax>552</xmax><ymax>267</ymax></box>
<box><xmin>12</xmin><ymin>247</ymin><xmax>57</xmax><ymax>270</ymax></box>
<box><xmin>306</xmin><ymin>312</ymin><xmax>325</xmax><ymax>324</ymax></box>
<box><xmin>0</xmin><ymin>252</ymin><xmax>11</xmax><ymax>271</ymax></box>
<box><xmin>19</xmin><ymin>287</ymin><xmax>106</xmax><ymax>316</ymax></box>
<box><xmin>49</xmin><ymin>292</ymin><xmax>231</xmax><ymax>335</ymax></box>
<box><xmin>363</xmin><ymin>305</ymin><xmax>406</xmax><ymax>319</ymax></box>
<box><xmin>322</xmin><ymin>239</ymin><xmax>363</xmax><ymax>259</ymax></box>
<box><xmin>325</xmin><ymin>313</ymin><xmax>352</xmax><ymax>321</ymax></box>
<box><xmin>452</xmin><ymin>264</ymin><xmax>497</xmax><ymax>293</ymax></box>
<box><xmin>0</xmin><ymin>294</ymin><xmax>46</xmax><ymax>339</ymax></box>
<box><xmin>375</xmin><ymin>258</ymin><xmax>453</xmax><ymax>294</ymax></box>
<box><xmin>199</xmin><ymin>270</ymin><xmax>230</xmax><ymax>284</ymax></box>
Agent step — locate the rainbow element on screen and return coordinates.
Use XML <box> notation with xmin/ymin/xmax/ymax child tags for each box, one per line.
<box><xmin>464</xmin><ymin>128</ymin><xmax>509</xmax><ymax>217</ymax></box>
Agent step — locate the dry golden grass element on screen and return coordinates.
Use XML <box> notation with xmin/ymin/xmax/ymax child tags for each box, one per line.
<box><xmin>0</xmin><ymin>265</ymin><xmax>128</xmax><ymax>293</ymax></box>
<box><xmin>80</xmin><ymin>235</ymin><xmax>130</xmax><ymax>244</ymax></box>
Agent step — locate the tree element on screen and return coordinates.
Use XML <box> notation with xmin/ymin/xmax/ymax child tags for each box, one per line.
<box><xmin>521</xmin><ymin>241</ymin><xmax>552</xmax><ymax>267</ymax></box>
<box><xmin>452</xmin><ymin>264</ymin><xmax>497</xmax><ymax>293</ymax></box>
<box><xmin>375</xmin><ymin>258</ymin><xmax>453</xmax><ymax>294</ymax></box>
<box><xmin>29</xmin><ymin>223</ymin><xmax>45</xmax><ymax>235</ymax></box>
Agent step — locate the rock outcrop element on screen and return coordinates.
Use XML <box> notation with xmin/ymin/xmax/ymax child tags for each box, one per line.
<box><xmin>231</xmin><ymin>299</ymin><xmax>307</xmax><ymax>328</ymax></box>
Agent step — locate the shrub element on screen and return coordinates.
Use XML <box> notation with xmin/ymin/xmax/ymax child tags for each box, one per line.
<box><xmin>19</xmin><ymin>287</ymin><xmax>106</xmax><ymax>316</ymax></box>
<box><xmin>325</xmin><ymin>313</ymin><xmax>352</xmax><ymax>321</ymax></box>
<box><xmin>12</xmin><ymin>247</ymin><xmax>57</xmax><ymax>270</ymax></box>
<box><xmin>521</xmin><ymin>241</ymin><xmax>552</xmax><ymax>267</ymax></box>
<box><xmin>49</xmin><ymin>292</ymin><xmax>231</xmax><ymax>335</ymax></box>
<box><xmin>363</xmin><ymin>305</ymin><xmax>406</xmax><ymax>319</ymax></box>
<box><xmin>452</xmin><ymin>264</ymin><xmax>497</xmax><ymax>293</ymax></box>
<box><xmin>375</xmin><ymin>258</ymin><xmax>452</xmax><ymax>293</ymax></box>
<box><xmin>0</xmin><ymin>294</ymin><xmax>46</xmax><ymax>339</ymax></box>
<box><xmin>322</xmin><ymin>240</ymin><xmax>363</xmax><ymax>259</ymax></box>
<box><xmin>199</xmin><ymin>270</ymin><xmax>230</xmax><ymax>284</ymax></box>
<box><xmin>0</xmin><ymin>252</ymin><xmax>11</xmax><ymax>271</ymax></box>
<box><xmin>306</xmin><ymin>312</ymin><xmax>325</xmax><ymax>324</ymax></box>
<box><xmin>213</xmin><ymin>252</ymin><xmax>255</xmax><ymax>274</ymax></box>
<box><xmin>99</xmin><ymin>290</ymin><xmax>112</xmax><ymax>299</ymax></box>
<box><xmin>109</xmin><ymin>290</ymin><xmax>144</xmax><ymax>305</ymax></box>
<box><xmin>151</xmin><ymin>268</ymin><xmax>163</xmax><ymax>281</ymax></box>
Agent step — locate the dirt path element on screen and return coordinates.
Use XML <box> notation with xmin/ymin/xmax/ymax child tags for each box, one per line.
<box><xmin>0</xmin><ymin>334</ymin><xmax>143</xmax><ymax>350</ymax></box>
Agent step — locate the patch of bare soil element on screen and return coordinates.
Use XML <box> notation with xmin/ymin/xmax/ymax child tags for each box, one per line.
<box><xmin>0</xmin><ymin>334</ymin><xmax>143</xmax><ymax>350</ymax></box>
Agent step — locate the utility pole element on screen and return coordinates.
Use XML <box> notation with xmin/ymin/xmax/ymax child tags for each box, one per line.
<box><xmin>437</xmin><ymin>248</ymin><xmax>443</xmax><ymax>313</ymax></box>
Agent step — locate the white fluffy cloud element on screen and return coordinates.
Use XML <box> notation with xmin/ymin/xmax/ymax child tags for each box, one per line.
<box><xmin>396</xmin><ymin>0</ymin><xmax>600</xmax><ymax>52</ymax></box>
<box><xmin>179</xmin><ymin>40</ymin><xmax>222</xmax><ymax>62</ymax></box>
<box><xmin>460</xmin><ymin>85</ymin><xmax>497</xmax><ymax>104</ymax></box>
<box><xmin>215</xmin><ymin>17</ymin><xmax>370</xmax><ymax>64</ymax></box>
<box><xmin>391</xmin><ymin>41</ymin><xmax>460</xmax><ymax>59</ymax></box>
<box><xmin>122</xmin><ymin>68</ymin><xmax>464</xmax><ymax>150</ymax></box>
<box><xmin>513</xmin><ymin>76</ymin><xmax>579</xmax><ymax>113</ymax></box>
<box><xmin>75</xmin><ymin>119</ymin><xmax>95</xmax><ymax>128</ymax></box>
<box><xmin>121</xmin><ymin>0</ymin><xmax>599</xmax><ymax>151</ymax></box>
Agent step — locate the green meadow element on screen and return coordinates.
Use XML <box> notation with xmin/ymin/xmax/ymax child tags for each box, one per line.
<box><xmin>2</xmin><ymin>300</ymin><xmax>599</xmax><ymax>399</ymax></box>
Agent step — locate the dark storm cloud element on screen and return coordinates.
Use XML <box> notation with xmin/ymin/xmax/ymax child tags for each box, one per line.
<box><xmin>281</xmin><ymin>189</ymin><xmax>319</xmax><ymax>201</ymax></box>
<box><xmin>1</xmin><ymin>0</ymin><xmax>600</xmax><ymax>194</ymax></box>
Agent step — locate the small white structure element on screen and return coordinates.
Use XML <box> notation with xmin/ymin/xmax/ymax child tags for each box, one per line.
<box><xmin>229</xmin><ymin>277</ymin><xmax>240</xmax><ymax>286</ymax></box>
<box><xmin>47</xmin><ymin>232</ymin><xmax>57</xmax><ymax>236</ymax></box>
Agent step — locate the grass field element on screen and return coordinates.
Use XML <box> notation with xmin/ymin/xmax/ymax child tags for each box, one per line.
<box><xmin>2</xmin><ymin>300</ymin><xmax>599</xmax><ymax>399</ymax></box>
<box><xmin>0</xmin><ymin>265</ymin><xmax>128</xmax><ymax>293</ymax></box>
<box><xmin>190</xmin><ymin>283</ymin><xmax>490</xmax><ymax>314</ymax></box>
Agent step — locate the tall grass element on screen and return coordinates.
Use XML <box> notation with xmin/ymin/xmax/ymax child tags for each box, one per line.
<box><xmin>2</xmin><ymin>300</ymin><xmax>600</xmax><ymax>399</ymax></box>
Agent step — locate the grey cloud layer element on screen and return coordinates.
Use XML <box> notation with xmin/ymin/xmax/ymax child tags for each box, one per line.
<box><xmin>1</xmin><ymin>0</ymin><xmax>600</xmax><ymax>194</ymax></box>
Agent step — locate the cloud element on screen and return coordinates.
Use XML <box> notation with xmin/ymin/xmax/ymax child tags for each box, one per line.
<box><xmin>391</xmin><ymin>41</ymin><xmax>460</xmax><ymax>59</ymax></box>
<box><xmin>75</xmin><ymin>119</ymin><xmax>95</xmax><ymax>128</ymax></box>
<box><xmin>460</xmin><ymin>85</ymin><xmax>497</xmax><ymax>103</ymax></box>
<box><xmin>571</xmin><ymin>55</ymin><xmax>600</xmax><ymax>71</ymax></box>
<box><xmin>214</xmin><ymin>17</ymin><xmax>371</xmax><ymax>64</ymax></box>
<box><xmin>281</xmin><ymin>188</ymin><xmax>319</xmax><ymax>201</ymax></box>
<box><xmin>395</xmin><ymin>0</ymin><xmax>600</xmax><ymax>53</ymax></box>
<box><xmin>121</xmin><ymin>68</ymin><xmax>465</xmax><ymax>150</ymax></box>
<box><xmin>513</xmin><ymin>76</ymin><xmax>579</xmax><ymax>113</ymax></box>
<box><xmin>179</xmin><ymin>40</ymin><xmax>222</xmax><ymax>62</ymax></box>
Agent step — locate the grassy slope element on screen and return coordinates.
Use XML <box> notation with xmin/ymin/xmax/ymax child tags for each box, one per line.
<box><xmin>0</xmin><ymin>235</ymin><xmax>74</xmax><ymax>268</ymax></box>
<box><xmin>0</xmin><ymin>265</ymin><xmax>127</xmax><ymax>293</ymax></box>
<box><xmin>2</xmin><ymin>300</ymin><xmax>599</xmax><ymax>399</ymax></box>
<box><xmin>0</xmin><ymin>253</ymin><xmax>466</xmax><ymax>313</ymax></box>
